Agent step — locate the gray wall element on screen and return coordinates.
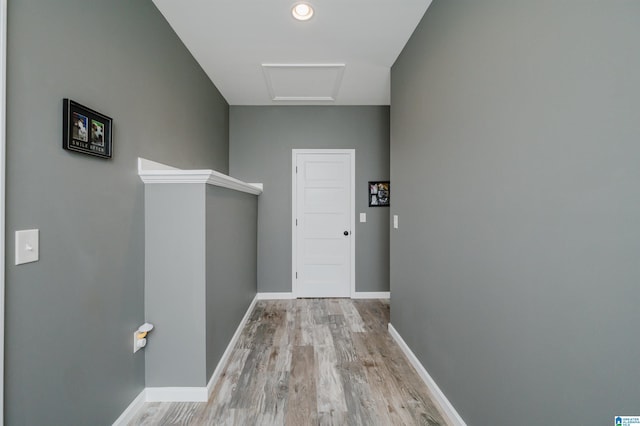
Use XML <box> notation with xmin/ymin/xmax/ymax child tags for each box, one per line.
<box><xmin>390</xmin><ymin>1</ymin><xmax>640</xmax><ymax>425</ymax></box>
<box><xmin>229</xmin><ymin>106</ymin><xmax>390</xmax><ymax>293</ymax></box>
<box><xmin>5</xmin><ymin>0</ymin><xmax>229</xmax><ymax>423</ymax></box>
<box><xmin>145</xmin><ymin>184</ymin><xmax>207</xmax><ymax>387</ymax></box>
<box><xmin>206</xmin><ymin>186</ymin><xmax>258</xmax><ymax>379</ymax></box>
<box><xmin>144</xmin><ymin>184</ymin><xmax>258</xmax><ymax>387</ymax></box>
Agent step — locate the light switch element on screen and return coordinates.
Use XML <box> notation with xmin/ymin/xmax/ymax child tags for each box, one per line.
<box><xmin>15</xmin><ymin>229</ymin><xmax>39</xmax><ymax>265</ymax></box>
<box><xmin>360</xmin><ymin>213</ymin><xmax>366</xmax><ymax>223</ymax></box>
<box><xmin>393</xmin><ymin>215</ymin><xmax>398</xmax><ymax>229</ymax></box>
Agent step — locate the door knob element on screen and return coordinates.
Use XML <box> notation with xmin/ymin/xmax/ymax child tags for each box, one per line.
<box><xmin>344</xmin><ymin>231</ymin><xmax>349</xmax><ymax>236</ymax></box>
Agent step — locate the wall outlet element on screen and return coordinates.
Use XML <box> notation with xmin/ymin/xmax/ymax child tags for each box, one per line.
<box><xmin>133</xmin><ymin>323</ymin><xmax>153</xmax><ymax>353</ymax></box>
<box><xmin>393</xmin><ymin>215</ymin><xmax>398</xmax><ymax>229</ymax></box>
<box><xmin>360</xmin><ymin>213</ymin><xmax>366</xmax><ymax>223</ymax></box>
<box><xmin>133</xmin><ymin>332</ymin><xmax>146</xmax><ymax>353</ymax></box>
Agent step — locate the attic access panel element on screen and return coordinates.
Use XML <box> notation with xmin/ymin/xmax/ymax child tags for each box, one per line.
<box><xmin>262</xmin><ymin>64</ymin><xmax>345</xmax><ymax>102</ymax></box>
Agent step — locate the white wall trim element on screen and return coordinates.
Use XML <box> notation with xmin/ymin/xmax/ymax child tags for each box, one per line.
<box><xmin>138</xmin><ymin>157</ymin><xmax>263</xmax><ymax>195</ymax></box>
<box><xmin>111</xmin><ymin>389</ymin><xmax>147</xmax><ymax>426</ymax></box>
<box><xmin>145</xmin><ymin>387</ymin><xmax>208</xmax><ymax>403</ymax></box>
<box><xmin>138</xmin><ymin>157</ymin><xmax>179</xmax><ymax>171</ymax></box>
<box><xmin>352</xmin><ymin>292</ymin><xmax>390</xmax><ymax>299</ymax></box>
<box><xmin>114</xmin><ymin>296</ymin><xmax>259</xmax><ymax>421</ymax></box>
<box><xmin>206</xmin><ymin>295</ymin><xmax>258</xmax><ymax>397</ymax></box>
<box><xmin>291</xmin><ymin>149</ymin><xmax>356</xmax><ymax>298</ymax></box>
<box><xmin>256</xmin><ymin>292</ymin><xmax>295</xmax><ymax>300</ymax></box>
<box><xmin>0</xmin><ymin>0</ymin><xmax>7</xmax><ymax>422</ymax></box>
<box><xmin>388</xmin><ymin>324</ymin><xmax>467</xmax><ymax>426</ymax></box>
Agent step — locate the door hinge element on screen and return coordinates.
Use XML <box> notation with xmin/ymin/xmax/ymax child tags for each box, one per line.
<box><xmin>296</xmin><ymin>166</ymin><xmax>298</xmax><ymax>173</ymax></box>
<box><xmin>296</xmin><ymin>219</ymin><xmax>298</xmax><ymax>226</ymax></box>
<box><xmin>296</xmin><ymin>272</ymin><xmax>298</xmax><ymax>279</ymax></box>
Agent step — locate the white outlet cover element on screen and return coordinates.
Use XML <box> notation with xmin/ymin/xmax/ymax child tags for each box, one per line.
<box><xmin>393</xmin><ymin>215</ymin><xmax>398</xmax><ymax>229</ymax></box>
<box><xmin>15</xmin><ymin>229</ymin><xmax>39</xmax><ymax>265</ymax></box>
<box><xmin>133</xmin><ymin>332</ymin><xmax>149</xmax><ymax>353</ymax></box>
<box><xmin>360</xmin><ymin>213</ymin><xmax>366</xmax><ymax>223</ymax></box>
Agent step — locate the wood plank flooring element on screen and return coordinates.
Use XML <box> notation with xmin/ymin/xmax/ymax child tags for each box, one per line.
<box><xmin>128</xmin><ymin>299</ymin><xmax>448</xmax><ymax>426</ymax></box>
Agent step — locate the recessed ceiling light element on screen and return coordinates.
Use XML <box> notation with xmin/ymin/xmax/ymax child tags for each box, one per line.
<box><xmin>292</xmin><ymin>2</ymin><xmax>314</xmax><ymax>21</ymax></box>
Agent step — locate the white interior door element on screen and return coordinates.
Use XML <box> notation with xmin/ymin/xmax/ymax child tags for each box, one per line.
<box><xmin>293</xmin><ymin>150</ymin><xmax>354</xmax><ymax>298</ymax></box>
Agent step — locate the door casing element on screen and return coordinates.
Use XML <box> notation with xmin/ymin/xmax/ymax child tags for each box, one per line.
<box><xmin>1</xmin><ymin>0</ymin><xmax>8</xmax><ymax>422</ymax></box>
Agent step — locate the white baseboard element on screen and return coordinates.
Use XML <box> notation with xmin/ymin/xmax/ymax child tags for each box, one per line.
<box><xmin>388</xmin><ymin>324</ymin><xmax>466</xmax><ymax>426</ymax></box>
<box><xmin>257</xmin><ymin>292</ymin><xmax>390</xmax><ymax>300</ymax></box>
<box><xmin>112</xmin><ymin>389</ymin><xmax>146</xmax><ymax>426</ymax></box>
<box><xmin>145</xmin><ymin>387</ymin><xmax>208</xmax><ymax>402</ymax></box>
<box><xmin>256</xmin><ymin>292</ymin><xmax>295</xmax><ymax>300</ymax></box>
<box><xmin>206</xmin><ymin>295</ymin><xmax>258</xmax><ymax>396</ymax></box>
<box><xmin>114</xmin><ymin>295</ymin><xmax>259</xmax><ymax>421</ymax></box>
<box><xmin>352</xmin><ymin>291</ymin><xmax>390</xmax><ymax>299</ymax></box>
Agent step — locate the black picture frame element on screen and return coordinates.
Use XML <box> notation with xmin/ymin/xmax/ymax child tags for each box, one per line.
<box><xmin>368</xmin><ymin>181</ymin><xmax>390</xmax><ymax>207</ymax></box>
<box><xmin>63</xmin><ymin>99</ymin><xmax>113</xmax><ymax>159</ymax></box>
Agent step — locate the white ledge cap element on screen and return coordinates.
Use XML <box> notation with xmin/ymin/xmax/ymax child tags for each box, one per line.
<box><xmin>137</xmin><ymin>158</ymin><xmax>262</xmax><ymax>195</ymax></box>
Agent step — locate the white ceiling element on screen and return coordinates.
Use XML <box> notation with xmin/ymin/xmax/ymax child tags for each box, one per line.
<box><xmin>152</xmin><ymin>0</ymin><xmax>432</xmax><ymax>106</ymax></box>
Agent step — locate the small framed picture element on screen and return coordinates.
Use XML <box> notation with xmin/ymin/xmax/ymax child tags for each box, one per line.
<box><xmin>369</xmin><ymin>181</ymin><xmax>390</xmax><ymax>207</ymax></box>
<box><xmin>63</xmin><ymin>99</ymin><xmax>112</xmax><ymax>159</ymax></box>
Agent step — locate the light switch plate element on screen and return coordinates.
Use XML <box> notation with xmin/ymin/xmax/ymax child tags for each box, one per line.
<box><xmin>393</xmin><ymin>215</ymin><xmax>398</xmax><ymax>229</ymax></box>
<box><xmin>360</xmin><ymin>213</ymin><xmax>366</xmax><ymax>223</ymax></box>
<box><xmin>15</xmin><ymin>229</ymin><xmax>39</xmax><ymax>265</ymax></box>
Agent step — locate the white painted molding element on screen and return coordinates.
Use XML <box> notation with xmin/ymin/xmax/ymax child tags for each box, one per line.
<box><xmin>388</xmin><ymin>324</ymin><xmax>467</xmax><ymax>426</ymax></box>
<box><xmin>145</xmin><ymin>387</ymin><xmax>208</xmax><ymax>403</ymax></box>
<box><xmin>111</xmin><ymin>389</ymin><xmax>147</xmax><ymax>426</ymax></box>
<box><xmin>206</xmin><ymin>295</ymin><xmax>258</xmax><ymax>397</ymax></box>
<box><xmin>0</xmin><ymin>0</ymin><xmax>7</xmax><ymax>422</ymax></box>
<box><xmin>146</xmin><ymin>296</ymin><xmax>259</xmax><ymax>403</ymax></box>
<box><xmin>138</xmin><ymin>157</ymin><xmax>178</xmax><ymax>171</ymax></box>
<box><xmin>352</xmin><ymin>292</ymin><xmax>390</xmax><ymax>299</ymax></box>
<box><xmin>114</xmin><ymin>296</ymin><xmax>259</xmax><ymax>421</ymax></box>
<box><xmin>256</xmin><ymin>292</ymin><xmax>295</xmax><ymax>300</ymax></box>
<box><xmin>138</xmin><ymin>157</ymin><xmax>263</xmax><ymax>195</ymax></box>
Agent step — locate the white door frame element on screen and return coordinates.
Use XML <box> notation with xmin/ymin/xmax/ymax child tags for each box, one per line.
<box><xmin>1</xmin><ymin>0</ymin><xmax>7</xmax><ymax>422</ymax></box>
<box><xmin>291</xmin><ymin>149</ymin><xmax>356</xmax><ymax>298</ymax></box>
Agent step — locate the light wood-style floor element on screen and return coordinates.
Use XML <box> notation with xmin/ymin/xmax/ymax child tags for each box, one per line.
<box><xmin>129</xmin><ymin>299</ymin><xmax>448</xmax><ymax>425</ymax></box>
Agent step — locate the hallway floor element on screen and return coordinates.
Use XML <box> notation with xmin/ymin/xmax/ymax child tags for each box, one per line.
<box><xmin>129</xmin><ymin>299</ymin><xmax>447</xmax><ymax>425</ymax></box>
